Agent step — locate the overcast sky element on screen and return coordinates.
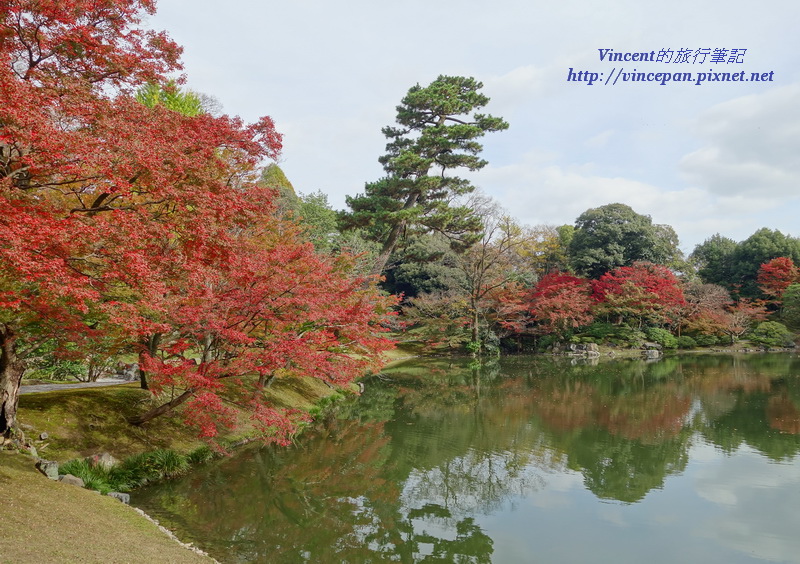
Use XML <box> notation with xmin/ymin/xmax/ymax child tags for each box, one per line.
<box><xmin>146</xmin><ymin>0</ymin><xmax>800</xmax><ymax>253</ymax></box>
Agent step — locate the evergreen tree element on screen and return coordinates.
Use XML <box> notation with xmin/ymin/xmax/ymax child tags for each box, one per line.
<box><xmin>692</xmin><ymin>229</ymin><xmax>800</xmax><ymax>297</ymax></box>
<box><xmin>731</xmin><ymin>228</ymin><xmax>800</xmax><ymax>297</ymax></box>
<box><xmin>136</xmin><ymin>80</ymin><xmax>205</xmax><ymax>116</ymax></box>
<box><xmin>298</xmin><ymin>190</ymin><xmax>339</xmax><ymax>252</ymax></box>
<box><xmin>340</xmin><ymin>75</ymin><xmax>508</xmax><ymax>277</ymax></box>
<box><xmin>260</xmin><ymin>163</ymin><xmax>300</xmax><ymax>215</ymax></box>
<box><xmin>568</xmin><ymin>203</ymin><xmax>682</xmax><ymax>279</ymax></box>
<box><xmin>690</xmin><ymin>234</ymin><xmax>738</xmax><ymax>287</ymax></box>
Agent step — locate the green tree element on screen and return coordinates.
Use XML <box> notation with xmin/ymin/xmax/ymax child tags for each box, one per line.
<box><xmin>691</xmin><ymin>229</ymin><xmax>800</xmax><ymax>298</ymax></box>
<box><xmin>556</xmin><ymin>224</ymin><xmax>575</xmax><ymax>266</ymax></box>
<box><xmin>518</xmin><ymin>224</ymin><xmax>573</xmax><ymax>280</ymax></box>
<box><xmin>782</xmin><ymin>284</ymin><xmax>800</xmax><ymax>330</ymax></box>
<box><xmin>297</xmin><ymin>190</ymin><xmax>339</xmax><ymax>252</ymax></box>
<box><xmin>383</xmin><ymin>233</ymin><xmax>466</xmax><ymax>297</ymax></box>
<box><xmin>653</xmin><ymin>223</ymin><xmax>689</xmax><ymax>272</ymax></box>
<box><xmin>731</xmin><ymin>228</ymin><xmax>800</xmax><ymax>297</ymax></box>
<box><xmin>294</xmin><ymin>189</ymin><xmax>382</xmax><ymax>270</ymax></box>
<box><xmin>136</xmin><ymin>80</ymin><xmax>205</xmax><ymax>116</ymax></box>
<box><xmin>568</xmin><ymin>203</ymin><xmax>682</xmax><ymax>279</ymax></box>
<box><xmin>260</xmin><ymin>163</ymin><xmax>300</xmax><ymax>215</ymax></box>
<box><xmin>340</xmin><ymin>75</ymin><xmax>508</xmax><ymax>277</ymax></box>
<box><xmin>402</xmin><ymin>197</ymin><xmax>535</xmax><ymax>353</ymax></box>
<box><xmin>690</xmin><ymin>234</ymin><xmax>738</xmax><ymax>287</ymax></box>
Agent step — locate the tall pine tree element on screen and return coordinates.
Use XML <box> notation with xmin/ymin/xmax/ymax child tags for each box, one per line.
<box><xmin>340</xmin><ymin>75</ymin><xmax>508</xmax><ymax>277</ymax></box>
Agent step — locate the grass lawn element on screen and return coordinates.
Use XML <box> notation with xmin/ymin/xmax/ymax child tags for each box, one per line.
<box><xmin>2</xmin><ymin>373</ymin><xmax>355</xmax><ymax>562</ymax></box>
<box><xmin>17</xmin><ymin>376</ymin><xmax>341</xmax><ymax>462</ymax></box>
<box><xmin>0</xmin><ymin>450</ymin><xmax>213</xmax><ymax>563</ymax></box>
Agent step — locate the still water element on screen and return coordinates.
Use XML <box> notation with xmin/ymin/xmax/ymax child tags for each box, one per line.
<box><xmin>134</xmin><ymin>354</ymin><xmax>800</xmax><ymax>563</ymax></box>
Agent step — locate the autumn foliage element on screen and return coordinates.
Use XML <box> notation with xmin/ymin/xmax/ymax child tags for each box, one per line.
<box><xmin>757</xmin><ymin>257</ymin><xmax>799</xmax><ymax>301</ymax></box>
<box><xmin>528</xmin><ymin>271</ymin><xmax>594</xmax><ymax>336</ymax></box>
<box><xmin>592</xmin><ymin>262</ymin><xmax>685</xmax><ymax>326</ymax></box>
<box><xmin>0</xmin><ymin>0</ymin><xmax>392</xmax><ymax>440</ymax></box>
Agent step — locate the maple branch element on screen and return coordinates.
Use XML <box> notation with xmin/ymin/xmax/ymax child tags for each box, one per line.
<box><xmin>31</xmin><ymin>176</ymin><xmax>105</xmax><ymax>189</ymax></box>
<box><xmin>128</xmin><ymin>388</ymin><xmax>197</xmax><ymax>426</ymax></box>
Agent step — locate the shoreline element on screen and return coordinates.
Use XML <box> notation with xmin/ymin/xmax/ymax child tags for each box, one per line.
<box><xmin>5</xmin><ymin>374</ymin><xmax>358</xmax><ymax>563</ymax></box>
<box><xmin>7</xmin><ymin>345</ymin><xmax>794</xmax><ymax>561</ymax></box>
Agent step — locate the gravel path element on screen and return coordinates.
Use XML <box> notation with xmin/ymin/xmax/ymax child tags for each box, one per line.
<box><xmin>19</xmin><ymin>378</ymin><xmax>134</xmax><ymax>394</ymax></box>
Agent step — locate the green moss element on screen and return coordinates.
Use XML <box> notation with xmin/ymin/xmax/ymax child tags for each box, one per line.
<box><xmin>17</xmin><ymin>374</ymin><xmax>349</xmax><ymax>463</ymax></box>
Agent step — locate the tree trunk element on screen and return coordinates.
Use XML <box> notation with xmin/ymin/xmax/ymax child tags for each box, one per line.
<box><xmin>87</xmin><ymin>358</ymin><xmax>100</xmax><ymax>382</ymax></box>
<box><xmin>258</xmin><ymin>373</ymin><xmax>275</xmax><ymax>388</ymax></box>
<box><xmin>137</xmin><ymin>351</ymin><xmax>149</xmax><ymax>390</ymax></box>
<box><xmin>470</xmin><ymin>297</ymin><xmax>480</xmax><ymax>356</ymax></box>
<box><xmin>138</xmin><ymin>333</ymin><xmax>162</xmax><ymax>390</ymax></box>
<box><xmin>128</xmin><ymin>388</ymin><xmax>195</xmax><ymax>426</ymax></box>
<box><xmin>369</xmin><ymin>191</ymin><xmax>420</xmax><ymax>278</ymax></box>
<box><xmin>0</xmin><ymin>325</ymin><xmax>24</xmax><ymax>438</ymax></box>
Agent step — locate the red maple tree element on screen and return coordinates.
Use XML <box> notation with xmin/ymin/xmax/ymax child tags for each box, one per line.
<box><xmin>757</xmin><ymin>257</ymin><xmax>799</xmax><ymax>302</ymax></box>
<box><xmin>0</xmin><ymin>0</ymin><xmax>185</xmax><ymax>435</ymax></box>
<box><xmin>528</xmin><ymin>271</ymin><xmax>594</xmax><ymax>336</ymax></box>
<box><xmin>124</xmin><ymin>211</ymin><xmax>395</xmax><ymax>441</ymax></box>
<box><xmin>0</xmin><ymin>1</ymin><xmax>392</xmax><ymax>440</ymax></box>
<box><xmin>674</xmin><ymin>282</ymin><xmax>732</xmax><ymax>337</ymax></box>
<box><xmin>592</xmin><ymin>262</ymin><xmax>685</xmax><ymax>327</ymax></box>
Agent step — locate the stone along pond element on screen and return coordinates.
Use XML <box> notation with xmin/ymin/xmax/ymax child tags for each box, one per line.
<box><xmin>134</xmin><ymin>354</ymin><xmax>800</xmax><ymax>563</ymax></box>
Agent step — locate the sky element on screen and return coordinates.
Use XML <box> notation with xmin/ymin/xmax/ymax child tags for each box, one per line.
<box><xmin>145</xmin><ymin>0</ymin><xmax>800</xmax><ymax>254</ymax></box>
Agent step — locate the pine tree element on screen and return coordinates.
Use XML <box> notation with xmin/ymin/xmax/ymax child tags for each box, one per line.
<box><xmin>340</xmin><ymin>75</ymin><xmax>508</xmax><ymax>277</ymax></box>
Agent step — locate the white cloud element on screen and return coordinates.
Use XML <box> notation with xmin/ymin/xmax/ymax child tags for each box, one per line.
<box><xmin>476</xmin><ymin>153</ymin><xmax>716</xmax><ymax>250</ymax></box>
<box><xmin>483</xmin><ymin>49</ymin><xmax>598</xmax><ymax>112</ymax></box>
<box><xmin>693</xmin><ymin>446</ymin><xmax>800</xmax><ymax>563</ymax></box>
<box><xmin>586</xmin><ymin>130</ymin><xmax>615</xmax><ymax>149</ymax></box>
<box><xmin>681</xmin><ymin>84</ymin><xmax>800</xmax><ymax>198</ymax></box>
<box><xmin>147</xmin><ymin>0</ymin><xmax>800</xmax><ymax>251</ymax></box>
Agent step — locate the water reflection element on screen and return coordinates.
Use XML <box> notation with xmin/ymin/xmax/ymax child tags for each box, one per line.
<box><xmin>134</xmin><ymin>354</ymin><xmax>800</xmax><ymax>563</ymax></box>
<box><xmin>692</xmin><ymin>444</ymin><xmax>800</xmax><ymax>562</ymax></box>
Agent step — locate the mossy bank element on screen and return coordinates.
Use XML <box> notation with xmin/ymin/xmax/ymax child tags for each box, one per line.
<box><xmin>1</xmin><ymin>374</ymin><xmax>356</xmax><ymax>563</ymax></box>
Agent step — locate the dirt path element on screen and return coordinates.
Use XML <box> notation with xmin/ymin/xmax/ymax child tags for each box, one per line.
<box><xmin>20</xmin><ymin>378</ymin><xmax>133</xmax><ymax>394</ymax></box>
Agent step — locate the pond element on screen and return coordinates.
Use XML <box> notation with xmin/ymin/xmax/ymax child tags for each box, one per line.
<box><xmin>134</xmin><ymin>353</ymin><xmax>800</xmax><ymax>563</ymax></box>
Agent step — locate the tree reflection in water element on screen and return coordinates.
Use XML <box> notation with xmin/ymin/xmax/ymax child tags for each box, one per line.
<box><xmin>134</xmin><ymin>353</ymin><xmax>800</xmax><ymax>562</ymax></box>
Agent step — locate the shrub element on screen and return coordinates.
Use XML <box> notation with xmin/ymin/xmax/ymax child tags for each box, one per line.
<box><xmin>60</xmin><ymin>446</ymin><xmax>217</xmax><ymax>494</ymax></box>
<box><xmin>482</xmin><ymin>329</ymin><xmax>501</xmax><ymax>356</ymax></box>
<box><xmin>676</xmin><ymin>336</ymin><xmax>697</xmax><ymax>349</ymax></box>
<box><xmin>25</xmin><ymin>340</ymin><xmax>86</xmax><ymax>381</ymax></box>
<box><xmin>108</xmin><ymin>449</ymin><xmax>188</xmax><ymax>489</ymax></box>
<box><xmin>308</xmin><ymin>392</ymin><xmax>344</xmax><ymax>418</ymax></box>
<box><xmin>105</xmin><ymin>464</ymin><xmax>141</xmax><ymax>491</ymax></box>
<box><xmin>619</xmin><ymin>328</ymin><xmax>646</xmax><ymax>348</ymax></box>
<box><xmin>537</xmin><ymin>334</ymin><xmax>557</xmax><ymax>352</ymax></box>
<box><xmin>644</xmin><ymin>327</ymin><xmax>678</xmax><ymax>349</ymax></box>
<box><xmin>59</xmin><ymin>459</ymin><xmax>115</xmax><ymax>493</ymax></box>
<box><xmin>150</xmin><ymin>449</ymin><xmax>190</xmax><ymax>478</ymax></box>
<box><xmin>59</xmin><ymin>458</ymin><xmax>92</xmax><ymax>479</ymax></box>
<box><xmin>465</xmin><ymin>341</ymin><xmax>481</xmax><ymax>355</ymax></box>
<box><xmin>186</xmin><ymin>445</ymin><xmax>215</xmax><ymax>465</ymax></box>
<box><xmin>579</xmin><ymin>323</ymin><xmax>646</xmax><ymax>348</ymax></box>
<box><xmin>692</xmin><ymin>334</ymin><xmax>719</xmax><ymax>347</ymax></box>
<box><xmin>581</xmin><ymin>322</ymin><xmax>617</xmax><ymax>341</ymax></box>
<box><xmin>749</xmin><ymin>321</ymin><xmax>795</xmax><ymax>348</ymax></box>
<box><xmin>118</xmin><ymin>449</ymin><xmax>189</xmax><ymax>483</ymax></box>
